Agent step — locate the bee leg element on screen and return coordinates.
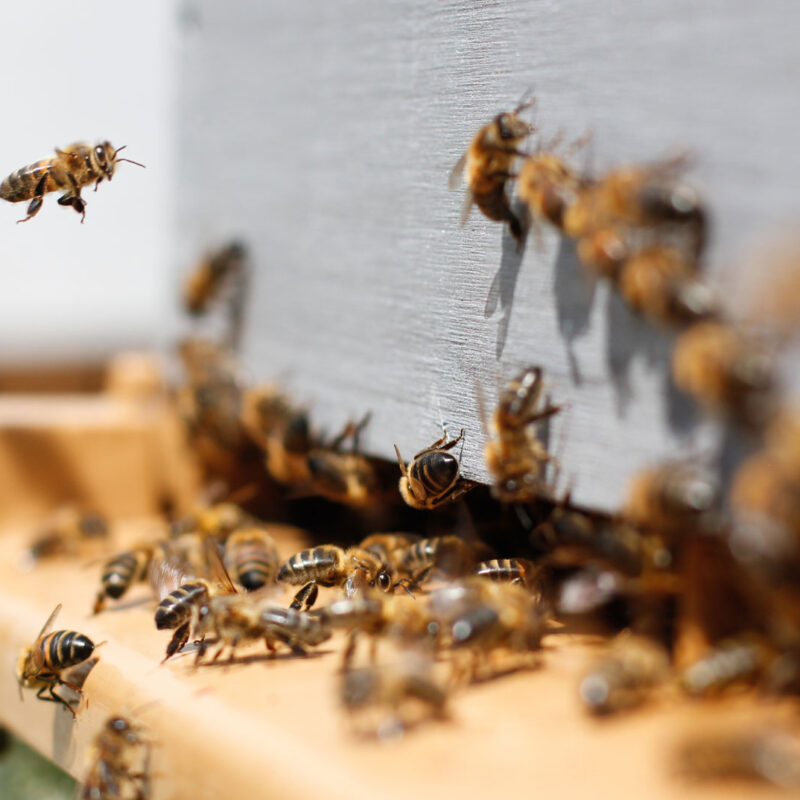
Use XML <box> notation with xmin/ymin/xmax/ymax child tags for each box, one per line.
<box><xmin>16</xmin><ymin>196</ymin><xmax>44</xmax><ymax>223</ymax></box>
<box><xmin>290</xmin><ymin>582</ymin><xmax>318</xmax><ymax>611</ymax></box>
<box><xmin>36</xmin><ymin>684</ymin><xmax>77</xmax><ymax>717</ymax></box>
<box><xmin>92</xmin><ymin>591</ymin><xmax>106</xmax><ymax>615</ymax></box>
<box><xmin>163</xmin><ymin>621</ymin><xmax>191</xmax><ymax>662</ymax></box>
<box><xmin>393</xmin><ymin>577</ymin><xmax>417</xmax><ymax>598</ymax></box>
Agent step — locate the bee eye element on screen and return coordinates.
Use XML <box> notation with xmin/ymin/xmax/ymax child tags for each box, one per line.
<box><xmin>95</xmin><ymin>145</ymin><xmax>105</xmax><ymax>161</ymax></box>
<box><xmin>377</xmin><ymin>572</ymin><xmax>392</xmax><ymax>591</ymax></box>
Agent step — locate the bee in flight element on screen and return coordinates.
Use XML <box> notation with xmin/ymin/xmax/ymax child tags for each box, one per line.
<box><xmin>0</xmin><ymin>141</ymin><xmax>144</xmax><ymax>223</ymax></box>
<box><xmin>449</xmin><ymin>95</ymin><xmax>535</xmax><ymax>246</ymax></box>
<box><xmin>16</xmin><ymin>603</ymin><xmax>96</xmax><ymax>716</ymax></box>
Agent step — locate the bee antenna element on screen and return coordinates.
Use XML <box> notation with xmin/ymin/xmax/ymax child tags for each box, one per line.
<box><xmin>117</xmin><ymin>157</ymin><xmax>146</xmax><ymax>169</ymax></box>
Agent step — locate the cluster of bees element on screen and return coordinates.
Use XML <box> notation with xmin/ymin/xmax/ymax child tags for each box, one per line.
<box><xmin>9</xmin><ymin>102</ymin><xmax>800</xmax><ymax>794</ymax></box>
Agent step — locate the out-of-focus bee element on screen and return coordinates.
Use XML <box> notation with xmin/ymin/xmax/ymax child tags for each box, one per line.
<box><xmin>191</xmin><ymin>596</ymin><xmax>331</xmax><ymax>664</ymax></box>
<box><xmin>223</xmin><ymin>526</ymin><xmax>279</xmax><ymax>591</ymax></box>
<box><xmin>16</xmin><ymin>604</ymin><xmax>96</xmax><ymax>716</ymax></box>
<box><xmin>473</xmin><ymin>558</ymin><xmax>538</xmax><ymax>588</ymax></box>
<box><xmin>277</xmin><ymin>545</ymin><xmax>411</xmax><ymax>611</ymax></box>
<box><xmin>241</xmin><ymin>384</ymin><xmax>314</xmax><ymax>488</ymax></box>
<box><xmin>80</xmin><ymin>714</ymin><xmax>150</xmax><ymax>800</ymax></box>
<box><xmin>359</xmin><ymin>533</ymin><xmax>422</xmax><ymax>573</ymax></box>
<box><xmin>183</xmin><ymin>241</ymin><xmax>247</xmax><ymax>316</ymax></box>
<box><xmin>578</xmin><ymin>633</ymin><xmax>670</xmax><ymax>715</ymax></box>
<box><xmin>94</xmin><ymin>543</ymin><xmax>159</xmax><ymax>615</ymax></box>
<box><xmin>671</xmin><ymin>321</ymin><xmax>777</xmax><ymax>427</ymax></box>
<box><xmin>623</xmin><ymin>461</ymin><xmax>721</xmax><ymax>536</ymax></box>
<box><xmin>25</xmin><ymin>507</ymin><xmax>108</xmax><ymax>566</ymax></box>
<box><xmin>614</xmin><ymin>245</ymin><xmax>718</xmax><ymax>327</ymax></box>
<box><xmin>675</xmin><ymin>728</ymin><xmax>800</xmax><ymax>788</ymax></box>
<box><xmin>315</xmin><ymin>592</ymin><xmax>434</xmax><ymax>667</ymax></box>
<box><xmin>0</xmin><ymin>141</ymin><xmax>144</xmax><ymax>223</ymax></box>
<box><xmin>341</xmin><ymin>655</ymin><xmax>448</xmax><ymax>739</ymax></box>
<box><xmin>563</xmin><ymin>157</ymin><xmax>706</xmax><ymax>258</ymax></box>
<box><xmin>395</xmin><ymin>429</ymin><xmax>477</xmax><ymax>510</ymax></box>
<box><xmin>484</xmin><ymin>366</ymin><xmax>561</xmax><ymax>504</ymax></box>
<box><xmin>680</xmin><ymin>635</ymin><xmax>773</xmax><ymax>696</ymax></box>
<box><xmin>400</xmin><ymin>535</ymin><xmax>484</xmax><ymax>585</ymax></box>
<box><xmin>516</xmin><ymin>145</ymin><xmax>586</xmax><ymax>232</ymax></box>
<box><xmin>429</xmin><ymin>578</ymin><xmax>546</xmax><ymax>681</ymax></box>
<box><xmin>449</xmin><ymin>96</ymin><xmax>535</xmax><ymax>245</ymax></box>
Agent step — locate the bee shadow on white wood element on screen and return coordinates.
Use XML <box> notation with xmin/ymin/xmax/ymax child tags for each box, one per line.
<box><xmin>552</xmin><ymin>236</ymin><xmax>598</xmax><ymax>386</ymax></box>
<box><xmin>484</xmin><ymin>199</ymin><xmax>528</xmax><ymax>359</ymax></box>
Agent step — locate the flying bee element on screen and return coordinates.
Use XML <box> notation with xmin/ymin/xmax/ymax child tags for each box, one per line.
<box><xmin>277</xmin><ymin>545</ymin><xmax>412</xmax><ymax>612</ymax></box>
<box><xmin>623</xmin><ymin>461</ymin><xmax>722</xmax><ymax>536</ymax></box>
<box><xmin>473</xmin><ymin>558</ymin><xmax>539</xmax><ymax>588</ymax></box>
<box><xmin>399</xmin><ymin>535</ymin><xmax>484</xmax><ymax>585</ymax></box>
<box><xmin>188</xmin><ymin>596</ymin><xmax>331</xmax><ymax>664</ymax></box>
<box><xmin>16</xmin><ymin>604</ymin><xmax>96</xmax><ymax>717</ymax></box>
<box><xmin>223</xmin><ymin>526</ymin><xmax>279</xmax><ymax>591</ymax></box>
<box><xmin>449</xmin><ymin>95</ymin><xmax>536</xmax><ymax>245</ymax></box>
<box><xmin>563</xmin><ymin>157</ymin><xmax>706</xmax><ymax>257</ymax></box>
<box><xmin>483</xmin><ymin>366</ymin><xmax>562</xmax><ymax>504</ymax></box>
<box><xmin>94</xmin><ymin>543</ymin><xmax>158</xmax><ymax>614</ymax></box>
<box><xmin>615</xmin><ymin>245</ymin><xmax>719</xmax><ymax>327</ymax></box>
<box><xmin>0</xmin><ymin>141</ymin><xmax>144</xmax><ymax>223</ymax></box>
<box><xmin>671</xmin><ymin>321</ymin><xmax>777</xmax><ymax>427</ymax></box>
<box><xmin>182</xmin><ymin>240</ymin><xmax>247</xmax><ymax>316</ymax></box>
<box><xmin>395</xmin><ymin>428</ymin><xmax>477</xmax><ymax>510</ymax></box>
<box><xmin>578</xmin><ymin>633</ymin><xmax>670</xmax><ymax>716</ymax></box>
<box><xmin>80</xmin><ymin>714</ymin><xmax>151</xmax><ymax>800</ymax></box>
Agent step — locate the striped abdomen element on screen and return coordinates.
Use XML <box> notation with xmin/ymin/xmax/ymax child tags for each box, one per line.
<box><xmin>277</xmin><ymin>547</ymin><xmax>343</xmax><ymax>586</ymax></box>
<box><xmin>102</xmin><ymin>549</ymin><xmax>150</xmax><ymax>600</ymax></box>
<box><xmin>408</xmin><ymin>453</ymin><xmax>459</xmax><ymax>500</ymax></box>
<box><xmin>155</xmin><ymin>581</ymin><xmax>209</xmax><ymax>629</ymax></box>
<box><xmin>0</xmin><ymin>161</ymin><xmax>62</xmax><ymax>202</ymax></box>
<box><xmin>40</xmin><ymin>630</ymin><xmax>95</xmax><ymax>671</ymax></box>
<box><xmin>260</xmin><ymin>606</ymin><xmax>332</xmax><ymax>646</ymax></box>
<box><xmin>225</xmin><ymin>530</ymin><xmax>278</xmax><ymax>591</ymax></box>
<box><xmin>473</xmin><ymin>558</ymin><xmax>534</xmax><ymax>585</ymax></box>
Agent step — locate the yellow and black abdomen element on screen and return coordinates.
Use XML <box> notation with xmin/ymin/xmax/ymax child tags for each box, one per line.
<box><xmin>40</xmin><ymin>630</ymin><xmax>95</xmax><ymax>671</ymax></box>
<box><xmin>155</xmin><ymin>581</ymin><xmax>209</xmax><ymax>630</ymax></box>
<box><xmin>277</xmin><ymin>547</ymin><xmax>342</xmax><ymax>586</ymax></box>
<box><xmin>0</xmin><ymin>161</ymin><xmax>61</xmax><ymax>202</ymax></box>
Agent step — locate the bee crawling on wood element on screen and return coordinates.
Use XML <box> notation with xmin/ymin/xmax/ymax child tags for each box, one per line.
<box><xmin>0</xmin><ymin>141</ymin><xmax>144</xmax><ymax>223</ymax></box>
<box><xmin>223</xmin><ymin>526</ymin><xmax>279</xmax><ymax>592</ymax></box>
<box><xmin>80</xmin><ymin>713</ymin><xmax>151</xmax><ymax>800</ymax></box>
<box><xmin>24</xmin><ymin>507</ymin><xmax>108</xmax><ymax>567</ymax></box>
<box><xmin>483</xmin><ymin>365</ymin><xmax>562</xmax><ymax>504</ymax></box>
<box><xmin>94</xmin><ymin>543</ymin><xmax>160</xmax><ymax>615</ymax></box>
<box><xmin>449</xmin><ymin>94</ymin><xmax>536</xmax><ymax>246</ymax></box>
<box><xmin>16</xmin><ymin>604</ymin><xmax>96</xmax><ymax>717</ymax></box>
<box><xmin>394</xmin><ymin>429</ymin><xmax>478</xmax><ymax>510</ymax></box>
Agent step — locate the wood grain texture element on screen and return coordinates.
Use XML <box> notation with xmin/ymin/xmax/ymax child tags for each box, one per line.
<box><xmin>174</xmin><ymin>0</ymin><xmax>800</xmax><ymax>510</ymax></box>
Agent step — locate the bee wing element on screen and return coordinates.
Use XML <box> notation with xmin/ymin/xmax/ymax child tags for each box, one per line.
<box><xmin>149</xmin><ymin>553</ymin><xmax>193</xmax><ymax>602</ymax></box>
<box><xmin>448</xmin><ymin>153</ymin><xmax>467</xmax><ymax>191</ymax></box>
<box><xmin>37</xmin><ymin>603</ymin><xmax>62</xmax><ymax>639</ymax></box>
<box><xmin>459</xmin><ymin>189</ymin><xmax>475</xmax><ymax>228</ymax></box>
<box><xmin>204</xmin><ymin>537</ymin><xmax>238</xmax><ymax>595</ymax></box>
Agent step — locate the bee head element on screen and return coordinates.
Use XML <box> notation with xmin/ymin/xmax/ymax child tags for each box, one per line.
<box><xmin>496</xmin><ymin>112</ymin><xmax>532</xmax><ymax>141</ymax></box>
<box><xmin>93</xmin><ymin>141</ymin><xmax>117</xmax><ymax>180</ymax></box>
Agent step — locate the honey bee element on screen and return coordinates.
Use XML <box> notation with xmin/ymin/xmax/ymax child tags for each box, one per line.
<box><xmin>94</xmin><ymin>543</ymin><xmax>158</xmax><ymax>614</ymax></box>
<box><xmin>680</xmin><ymin>635</ymin><xmax>773</xmax><ymax>696</ymax></box>
<box><xmin>277</xmin><ymin>545</ymin><xmax>411</xmax><ymax>612</ymax></box>
<box><xmin>191</xmin><ymin>595</ymin><xmax>332</xmax><ymax>664</ymax></box>
<box><xmin>578</xmin><ymin>632</ymin><xmax>670</xmax><ymax>715</ymax></box>
<box><xmin>80</xmin><ymin>714</ymin><xmax>150</xmax><ymax>800</ymax></box>
<box><xmin>395</xmin><ymin>429</ymin><xmax>477</xmax><ymax>509</ymax></box>
<box><xmin>614</xmin><ymin>245</ymin><xmax>718</xmax><ymax>327</ymax></box>
<box><xmin>484</xmin><ymin>366</ymin><xmax>562</xmax><ymax>503</ymax></box>
<box><xmin>341</xmin><ymin>655</ymin><xmax>448</xmax><ymax>739</ymax></box>
<box><xmin>449</xmin><ymin>96</ymin><xmax>535</xmax><ymax>245</ymax></box>
<box><xmin>16</xmin><ymin>604</ymin><xmax>96</xmax><ymax>716</ymax></box>
<box><xmin>358</xmin><ymin>533</ymin><xmax>422</xmax><ymax>570</ymax></box>
<box><xmin>623</xmin><ymin>461</ymin><xmax>721</xmax><ymax>536</ymax></box>
<box><xmin>473</xmin><ymin>558</ymin><xmax>538</xmax><ymax>588</ymax></box>
<box><xmin>26</xmin><ymin>507</ymin><xmax>108</xmax><ymax>565</ymax></box>
<box><xmin>563</xmin><ymin>157</ymin><xmax>706</xmax><ymax>257</ymax></box>
<box><xmin>671</xmin><ymin>320</ymin><xmax>777</xmax><ymax>427</ymax></box>
<box><xmin>0</xmin><ymin>141</ymin><xmax>144</xmax><ymax>223</ymax></box>
<box><xmin>223</xmin><ymin>526</ymin><xmax>279</xmax><ymax>591</ymax></box>
<box><xmin>399</xmin><ymin>535</ymin><xmax>483</xmax><ymax>585</ymax></box>
<box><xmin>183</xmin><ymin>241</ymin><xmax>247</xmax><ymax>316</ymax></box>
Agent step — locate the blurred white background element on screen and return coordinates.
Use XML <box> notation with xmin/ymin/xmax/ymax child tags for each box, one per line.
<box><xmin>0</xmin><ymin>2</ymin><xmax>179</xmax><ymax>366</ymax></box>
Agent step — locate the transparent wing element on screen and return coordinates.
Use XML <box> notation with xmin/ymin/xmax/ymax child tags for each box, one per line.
<box><xmin>459</xmin><ymin>190</ymin><xmax>475</xmax><ymax>228</ymax></box>
<box><xmin>204</xmin><ymin>537</ymin><xmax>238</xmax><ymax>595</ymax></box>
<box><xmin>448</xmin><ymin>153</ymin><xmax>467</xmax><ymax>190</ymax></box>
<box><xmin>37</xmin><ymin>603</ymin><xmax>62</xmax><ymax>639</ymax></box>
